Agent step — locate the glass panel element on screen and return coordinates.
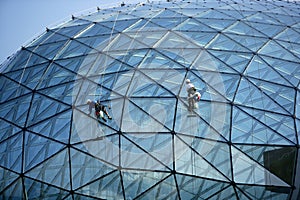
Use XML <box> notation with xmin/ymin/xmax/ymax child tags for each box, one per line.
<box><xmin>175</xmin><ymin>136</ymin><xmax>227</xmax><ymax>181</ymax></box>
<box><xmin>208</xmin><ymin>34</ymin><xmax>251</xmax><ymax>52</ymax></box>
<box><xmin>137</xmin><ymin>175</ymin><xmax>178</xmax><ymax>199</ymax></box>
<box><xmin>224</xmin><ymin>21</ymin><xmax>265</xmax><ymax>37</ymax></box>
<box><xmin>259</xmin><ymin>41</ymin><xmax>300</xmax><ymax>62</ymax></box>
<box><xmin>231</xmin><ymin>106</ymin><xmax>294</xmax><ymax>145</ymax></box>
<box><xmin>245</xmin><ymin>55</ymin><xmax>293</xmax><ymax>86</ymax></box>
<box><xmin>176</xmin><ymin>175</ymin><xmax>229</xmax><ymax>199</ymax></box>
<box><xmin>25</xmin><ymin>149</ymin><xmax>71</xmax><ymax>190</ymax></box>
<box><xmin>122</xmin><ymin>171</ymin><xmax>169</xmax><ymax>198</ymax></box>
<box><xmin>23</xmin><ymin>131</ymin><xmax>65</xmax><ymax>171</ymax></box>
<box><xmin>24</xmin><ymin>177</ymin><xmax>69</xmax><ymax>199</ymax></box>
<box><xmin>0</xmin><ymin>178</ymin><xmax>24</xmax><ymax>199</ymax></box>
<box><xmin>231</xmin><ymin>146</ymin><xmax>290</xmax><ymax>186</ymax></box>
<box><xmin>77</xmin><ymin>171</ymin><xmax>123</xmax><ymax>199</ymax></box>
<box><xmin>56</xmin><ymin>40</ymin><xmax>93</xmax><ymax>59</ymax></box>
<box><xmin>36</xmin><ymin>63</ymin><xmax>76</xmax><ymax>89</ymax></box>
<box><xmin>0</xmin><ymin>76</ymin><xmax>31</xmax><ymax>103</ymax></box>
<box><xmin>28</xmin><ymin>110</ymin><xmax>71</xmax><ymax>144</ymax></box>
<box><xmin>234</xmin><ymin>78</ymin><xmax>289</xmax><ymax>115</ymax></box>
<box><xmin>70</xmin><ymin>148</ymin><xmax>115</xmax><ymax>190</ymax></box>
<box><xmin>0</xmin><ymin>133</ymin><xmax>22</xmax><ymax>173</ymax></box>
<box><xmin>0</xmin><ymin>167</ymin><xmax>19</xmax><ymax>193</ymax></box>
<box><xmin>6</xmin><ymin>62</ymin><xmax>49</xmax><ymax>90</ymax></box>
<box><xmin>0</xmin><ymin>94</ymin><xmax>32</xmax><ymax>127</ymax></box>
<box><xmin>27</xmin><ymin>93</ymin><xmax>71</xmax><ymax>126</ymax></box>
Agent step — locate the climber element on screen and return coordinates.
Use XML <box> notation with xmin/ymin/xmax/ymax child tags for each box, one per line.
<box><xmin>186</xmin><ymin>79</ymin><xmax>197</xmax><ymax>111</ymax></box>
<box><xmin>87</xmin><ymin>99</ymin><xmax>112</xmax><ymax>122</ymax></box>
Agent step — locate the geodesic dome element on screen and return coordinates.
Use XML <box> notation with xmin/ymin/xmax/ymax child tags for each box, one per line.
<box><xmin>0</xmin><ymin>0</ymin><xmax>300</xmax><ymax>199</ymax></box>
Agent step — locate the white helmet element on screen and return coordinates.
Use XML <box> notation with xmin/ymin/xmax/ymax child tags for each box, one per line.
<box><xmin>186</xmin><ymin>79</ymin><xmax>191</xmax><ymax>83</ymax></box>
<box><xmin>86</xmin><ymin>99</ymin><xmax>92</xmax><ymax>104</ymax></box>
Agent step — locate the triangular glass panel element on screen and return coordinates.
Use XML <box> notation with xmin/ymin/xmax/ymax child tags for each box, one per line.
<box><xmin>76</xmin><ymin>23</ymin><xmax>113</xmax><ymax>38</ymax></box>
<box><xmin>154</xmin><ymin>31</ymin><xmax>199</xmax><ymax>49</ymax></box>
<box><xmin>0</xmin><ymin>178</ymin><xmax>24</xmax><ymax>199</ymax></box>
<box><xmin>208</xmin><ymin>34</ymin><xmax>251</xmax><ymax>52</ymax></box>
<box><xmin>28</xmin><ymin>110</ymin><xmax>71</xmax><ymax>144</ymax></box>
<box><xmin>231</xmin><ymin>106</ymin><xmax>294</xmax><ymax>145</ymax></box>
<box><xmin>174</xmin><ymin>136</ymin><xmax>228</xmax><ymax>181</ymax></box>
<box><xmin>159</xmin><ymin>48</ymin><xmax>201</xmax><ymax>69</ymax></box>
<box><xmin>73</xmin><ymin>134</ymin><xmax>119</xmax><ymax>168</ymax></box>
<box><xmin>24</xmin><ymin>177</ymin><xmax>70</xmax><ymax>199</ymax></box>
<box><xmin>237</xmin><ymin>184</ymin><xmax>290</xmax><ymax>200</ymax></box>
<box><xmin>259</xmin><ymin>41</ymin><xmax>300</xmax><ymax>62</ymax></box>
<box><xmin>27</xmin><ymin>40</ymin><xmax>68</xmax><ymax>60</ymax></box>
<box><xmin>124</xmin><ymin>29</ymin><xmax>164</xmax><ymax>47</ymax></box>
<box><xmin>83</xmin><ymin>53</ymin><xmax>132</xmax><ymax>76</ymax></box>
<box><xmin>138</xmin><ymin>49</ymin><xmax>186</xmax><ymax>69</ymax></box>
<box><xmin>208</xmin><ymin>50</ymin><xmax>252</xmax><ymax>73</ymax></box>
<box><xmin>56</xmin><ymin>18</ymin><xmax>91</xmax><ymax>28</ymax></box>
<box><xmin>129</xmin><ymin>98</ymin><xmax>176</xmax><ymax>130</ymax></box>
<box><xmin>248</xmin><ymin>78</ymin><xmax>294</xmax><ymax>114</ymax></box>
<box><xmin>234</xmin><ymin>77</ymin><xmax>289</xmax><ymax>115</ymax></box>
<box><xmin>181</xmin><ymin>31</ymin><xmax>217</xmax><ymax>47</ymax></box>
<box><xmin>36</xmin><ymin>62</ymin><xmax>76</xmax><ymax>89</ymax></box>
<box><xmin>1</xmin><ymin>49</ymin><xmax>48</xmax><ymax>73</ymax></box>
<box><xmin>180</xmin><ymin>135</ymin><xmax>231</xmax><ymax>179</ymax></box>
<box><xmin>275</xmin><ymin>27</ymin><xmax>300</xmax><ymax>43</ymax></box>
<box><xmin>0</xmin><ymin>119</ymin><xmax>21</xmax><ymax>146</ymax></box>
<box><xmin>225</xmin><ymin>33</ymin><xmax>268</xmax><ymax>52</ymax></box>
<box><xmin>235</xmin><ymin>145</ymin><xmax>297</xmax><ymax>186</ymax></box>
<box><xmin>76</xmin><ymin>34</ymin><xmax>116</xmax><ymax>50</ymax></box>
<box><xmin>102</xmin><ymin>19</ymin><xmax>139</xmax><ymax>32</ymax></box>
<box><xmin>94</xmin><ymin>51</ymin><xmax>135</xmax><ymax>72</ymax></box>
<box><xmin>38</xmin><ymin>82</ymin><xmax>76</xmax><ymax>105</ymax></box>
<box><xmin>224</xmin><ymin>21</ymin><xmax>265</xmax><ymax>37</ymax></box>
<box><xmin>122</xmin><ymin>170</ymin><xmax>170</xmax><ymax>199</ymax></box>
<box><xmin>6</xmin><ymin>62</ymin><xmax>49</xmax><ymax>90</ymax></box>
<box><xmin>176</xmin><ymin>174</ymin><xmax>229</xmax><ymax>199</ymax></box>
<box><xmin>38</xmin><ymin>31</ymin><xmax>70</xmax><ymax>46</ymax></box>
<box><xmin>53</xmin><ymin>23</ymin><xmax>90</xmax><ymax>38</ymax></box>
<box><xmin>277</xmin><ymin>40</ymin><xmax>300</xmax><ymax>59</ymax></box>
<box><xmin>70</xmin><ymin>148</ymin><xmax>116</xmax><ymax>190</ymax></box>
<box><xmin>56</xmin><ymin>40</ymin><xmax>93</xmax><ymax>59</ymax></box>
<box><xmin>25</xmin><ymin>149</ymin><xmax>71</xmax><ymax>190</ymax></box>
<box><xmin>54</xmin><ymin>53</ymin><xmax>98</xmax><ymax>75</ymax></box>
<box><xmin>127</xmin><ymin>71</ymin><xmax>174</xmax><ymax>97</ymax></box>
<box><xmin>0</xmin><ymin>93</ymin><xmax>32</xmax><ymax>127</ymax></box>
<box><xmin>120</xmin><ymin>133</ymin><xmax>171</xmax><ymax>170</ymax></box>
<box><xmin>197</xmin><ymin>9</ymin><xmax>234</xmax><ymax>19</ymax></box>
<box><xmin>123</xmin><ymin>133</ymin><xmax>173</xmax><ymax>169</ymax></box>
<box><xmin>136</xmin><ymin>175</ymin><xmax>178</xmax><ymax>199</ymax></box>
<box><xmin>156</xmin><ymin>8</ymin><xmax>186</xmax><ymax>18</ymax></box>
<box><xmin>253</xmin><ymin>23</ymin><xmax>286</xmax><ymax>38</ymax></box>
<box><xmin>140</xmin><ymin>69</ymin><xmax>185</xmax><ymax>95</ymax></box>
<box><xmin>262</xmin><ymin>56</ymin><xmax>300</xmax><ymax>87</ymax></box>
<box><xmin>27</xmin><ymin>93</ymin><xmax>71</xmax><ymax>126</ymax></box>
<box><xmin>0</xmin><ymin>167</ymin><xmax>20</xmax><ymax>193</ymax></box>
<box><xmin>23</xmin><ymin>131</ymin><xmax>66</xmax><ymax>172</ymax></box>
<box><xmin>100</xmin><ymin>33</ymin><xmax>148</xmax><ymax>52</ymax></box>
<box><xmin>0</xmin><ymin>132</ymin><xmax>22</xmax><ymax>173</ymax></box>
<box><xmin>151</xmin><ymin>17</ymin><xmax>188</xmax><ymax>29</ymax></box>
<box><xmin>246</xmin><ymin>12</ymin><xmax>279</xmax><ymax>24</ymax></box>
<box><xmin>244</xmin><ymin>55</ymin><xmax>293</xmax><ymax>86</ymax></box>
<box><xmin>209</xmin><ymin>186</ymin><xmax>238</xmax><ymax>200</ymax></box>
<box><xmin>0</xmin><ymin>75</ymin><xmax>32</xmax><ymax>104</ymax></box>
<box><xmin>231</xmin><ymin>146</ymin><xmax>290</xmax><ymax>187</ymax></box>
<box><xmin>78</xmin><ymin>170</ymin><xmax>123</xmax><ymax>199</ymax></box>
<box><xmin>196</xmin><ymin>18</ymin><xmax>235</xmax><ymax>31</ymax></box>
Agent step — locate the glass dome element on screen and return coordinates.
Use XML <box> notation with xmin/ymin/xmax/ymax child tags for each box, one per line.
<box><xmin>0</xmin><ymin>0</ymin><xmax>299</xmax><ymax>199</ymax></box>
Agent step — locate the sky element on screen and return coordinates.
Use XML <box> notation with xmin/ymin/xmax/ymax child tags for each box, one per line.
<box><xmin>0</xmin><ymin>0</ymin><xmax>149</xmax><ymax>64</ymax></box>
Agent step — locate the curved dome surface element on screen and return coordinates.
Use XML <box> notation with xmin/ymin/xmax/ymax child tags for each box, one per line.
<box><xmin>0</xmin><ymin>0</ymin><xmax>300</xmax><ymax>199</ymax></box>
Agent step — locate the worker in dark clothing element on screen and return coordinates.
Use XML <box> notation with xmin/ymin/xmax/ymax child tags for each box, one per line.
<box><xmin>87</xmin><ymin>99</ymin><xmax>112</xmax><ymax>122</ymax></box>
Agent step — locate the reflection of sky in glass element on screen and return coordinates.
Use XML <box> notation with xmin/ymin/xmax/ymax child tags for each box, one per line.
<box><xmin>0</xmin><ymin>0</ymin><xmax>299</xmax><ymax>199</ymax></box>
